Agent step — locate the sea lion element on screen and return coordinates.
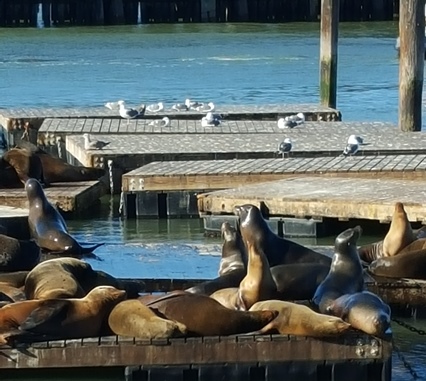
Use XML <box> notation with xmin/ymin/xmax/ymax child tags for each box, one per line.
<box><xmin>185</xmin><ymin>269</ymin><xmax>246</xmax><ymax>296</ymax></box>
<box><xmin>382</xmin><ymin>202</ymin><xmax>415</xmax><ymax>257</ymax></box>
<box><xmin>0</xmin><ymin>283</ymin><xmax>26</xmax><ymax>302</ymax></box>
<box><xmin>3</xmin><ymin>286</ymin><xmax>126</xmax><ymax>344</ymax></box>
<box><xmin>0</xmin><ymin>157</ymin><xmax>24</xmax><ymax>188</ymax></box>
<box><xmin>25</xmin><ymin>257</ymin><xmax>144</xmax><ymax>300</ymax></box>
<box><xmin>25</xmin><ymin>178</ymin><xmax>104</xmax><ymax>256</ymax></box>
<box><xmin>327</xmin><ymin>291</ymin><xmax>391</xmax><ymax>337</ymax></box>
<box><xmin>237</xmin><ymin>240</ymin><xmax>276</xmax><ymax>310</ymax></box>
<box><xmin>234</xmin><ymin>204</ymin><xmax>331</xmax><ymax>267</ymax></box>
<box><xmin>397</xmin><ymin>238</ymin><xmax>426</xmax><ymax>255</ymax></box>
<box><xmin>218</xmin><ymin>221</ymin><xmax>246</xmax><ymax>276</ymax></box>
<box><xmin>145</xmin><ymin>292</ymin><xmax>278</xmax><ymax>336</ymax></box>
<box><xmin>2</xmin><ymin>147</ymin><xmax>46</xmax><ymax>186</ymax></box>
<box><xmin>209</xmin><ymin>287</ymin><xmax>240</xmax><ymax>309</ymax></box>
<box><xmin>312</xmin><ymin>226</ymin><xmax>364</xmax><ymax>314</ymax></box>
<box><xmin>250</xmin><ymin>300</ymin><xmax>351</xmax><ymax>337</ymax></box>
<box><xmin>16</xmin><ymin>140</ymin><xmax>105</xmax><ymax>183</ymax></box>
<box><xmin>0</xmin><ymin>234</ymin><xmax>40</xmax><ymax>272</ymax></box>
<box><xmin>368</xmin><ymin>249</ymin><xmax>426</xmax><ymax>280</ymax></box>
<box><xmin>0</xmin><ymin>271</ymin><xmax>29</xmax><ymax>288</ymax></box>
<box><xmin>108</xmin><ymin>299</ymin><xmax>187</xmax><ymax>340</ymax></box>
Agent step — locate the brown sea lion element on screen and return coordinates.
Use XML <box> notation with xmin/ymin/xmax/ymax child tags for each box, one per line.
<box><xmin>368</xmin><ymin>249</ymin><xmax>426</xmax><ymax>280</ymax></box>
<box><xmin>3</xmin><ymin>286</ymin><xmax>126</xmax><ymax>344</ymax></box>
<box><xmin>2</xmin><ymin>147</ymin><xmax>46</xmax><ymax>186</ymax></box>
<box><xmin>382</xmin><ymin>202</ymin><xmax>415</xmax><ymax>257</ymax></box>
<box><xmin>234</xmin><ymin>204</ymin><xmax>331</xmax><ymax>267</ymax></box>
<box><xmin>0</xmin><ymin>234</ymin><xmax>40</xmax><ymax>272</ymax></box>
<box><xmin>108</xmin><ymin>299</ymin><xmax>187</xmax><ymax>339</ymax></box>
<box><xmin>26</xmin><ymin>178</ymin><xmax>104</xmax><ymax>256</ymax></box>
<box><xmin>0</xmin><ymin>283</ymin><xmax>26</xmax><ymax>302</ymax></box>
<box><xmin>250</xmin><ymin>300</ymin><xmax>351</xmax><ymax>337</ymax></box>
<box><xmin>327</xmin><ymin>291</ymin><xmax>391</xmax><ymax>337</ymax></box>
<box><xmin>218</xmin><ymin>221</ymin><xmax>247</xmax><ymax>276</ymax></box>
<box><xmin>313</xmin><ymin>226</ymin><xmax>364</xmax><ymax>314</ymax></box>
<box><xmin>0</xmin><ymin>271</ymin><xmax>29</xmax><ymax>288</ymax></box>
<box><xmin>397</xmin><ymin>238</ymin><xmax>426</xmax><ymax>255</ymax></box>
<box><xmin>16</xmin><ymin>140</ymin><xmax>105</xmax><ymax>183</ymax></box>
<box><xmin>25</xmin><ymin>257</ymin><xmax>144</xmax><ymax>300</ymax></box>
<box><xmin>145</xmin><ymin>292</ymin><xmax>278</xmax><ymax>336</ymax></box>
<box><xmin>237</xmin><ymin>240</ymin><xmax>276</xmax><ymax>310</ymax></box>
<box><xmin>209</xmin><ymin>287</ymin><xmax>240</xmax><ymax>309</ymax></box>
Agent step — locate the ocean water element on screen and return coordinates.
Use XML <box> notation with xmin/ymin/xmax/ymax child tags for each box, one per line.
<box><xmin>0</xmin><ymin>22</ymin><xmax>425</xmax><ymax>380</ymax></box>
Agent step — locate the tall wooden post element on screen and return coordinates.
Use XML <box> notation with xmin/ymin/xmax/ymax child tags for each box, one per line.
<box><xmin>319</xmin><ymin>0</ymin><xmax>339</xmax><ymax>109</ymax></box>
<box><xmin>398</xmin><ymin>0</ymin><xmax>425</xmax><ymax>132</ymax></box>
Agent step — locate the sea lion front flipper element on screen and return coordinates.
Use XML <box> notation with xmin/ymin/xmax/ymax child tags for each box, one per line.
<box><xmin>19</xmin><ymin>300</ymin><xmax>70</xmax><ymax>332</ymax></box>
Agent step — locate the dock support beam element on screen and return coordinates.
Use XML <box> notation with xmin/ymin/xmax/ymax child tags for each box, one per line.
<box><xmin>319</xmin><ymin>0</ymin><xmax>339</xmax><ymax>109</ymax></box>
<box><xmin>398</xmin><ymin>0</ymin><xmax>425</xmax><ymax>132</ymax></box>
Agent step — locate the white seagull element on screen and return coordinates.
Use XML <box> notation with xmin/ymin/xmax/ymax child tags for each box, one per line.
<box><xmin>104</xmin><ymin>101</ymin><xmax>119</xmax><ymax>110</ymax></box>
<box><xmin>284</xmin><ymin>112</ymin><xmax>305</xmax><ymax>125</ymax></box>
<box><xmin>149</xmin><ymin>117</ymin><xmax>170</xmax><ymax>128</ymax></box>
<box><xmin>146</xmin><ymin>102</ymin><xmax>164</xmax><ymax>113</ymax></box>
<box><xmin>342</xmin><ymin>142</ymin><xmax>359</xmax><ymax>157</ymax></box>
<box><xmin>118</xmin><ymin>100</ymin><xmax>145</xmax><ymax>125</ymax></box>
<box><xmin>201</xmin><ymin>112</ymin><xmax>221</xmax><ymax>127</ymax></box>
<box><xmin>83</xmin><ymin>133</ymin><xmax>110</xmax><ymax>150</ymax></box>
<box><xmin>195</xmin><ymin>102</ymin><xmax>215</xmax><ymax>112</ymax></box>
<box><xmin>172</xmin><ymin>102</ymin><xmax>189</xmax><ymax>112</ymax></box>
<box><xmin>347</xmin><ymin>134</ymin><xmax>364</xmax><ymax>145</ymax></box>
<box><xmin>278</xmin><ymin>118</ymin><xmax>297</xmax><ymax>129</ymax></box>
<box><xmin>277</xmin><ymin>138</ymin><xmax>292</xmax><ymax>158</ymax></box>
<box><xmin>185</xmin><ymin>99</ymin><xmax>204</xmax><ymax>110</ymax></box>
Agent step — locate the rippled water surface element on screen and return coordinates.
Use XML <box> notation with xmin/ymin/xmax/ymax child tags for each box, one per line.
<box><xmin>1</xmin><ymin>22</ymin><xmax>426</xmax><ymax>380</ymax></box>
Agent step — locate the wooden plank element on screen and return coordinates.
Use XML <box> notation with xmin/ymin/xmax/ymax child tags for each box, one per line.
<box><xmin>196</xmin><ymin>176</ymin><xmax>426</xmax><ymax>223</ymax></box>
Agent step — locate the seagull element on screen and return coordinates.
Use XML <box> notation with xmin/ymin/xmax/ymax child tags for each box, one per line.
<box><xmin>277</xmin><ymin>118</ymin><xmax>297</xmax><ymax>129</ymax></box>
<box><xmin>342</xmin><ymin>142</ymin><xmax>359</xmax><ymax>157</ymax></box>
<box><xmin>277</xmin><ymin>138</ymin><xmax>292</xmax><ymax>158</ymax></box>
<box><xmin>185</xmin><ymin>99</ymin><xmax>204</xmax><ymax>110</ymax></box>
<box><xmin>104</xmin><ymin>101</ymin><xmax>119</xmax><ymax>110</ymax></box>
<box><xmin>149</xmin><ymin>117</ymin><xmax>170</xmax><ymax>127</ymax></box>
<box><xmin>83</xmin><ymin>133</ymin><xmax>110</xmax><ymax>150</ymax></box>
<box><xmin>348</xmin><ymin>134</ymin><xmax>364</xmax><ymax>145</ymax></box>
<box><xmin>146</xmin><ymin>102</ymin><xmax>164</xmax><ymax>113</ymax></box>
<box><xmin>195</xmin><ymin>102</ymin><xmax>215</xmax><ymax>112</ymax></box>
<box><xmin>201</xmin><ymin>112</ymin><xmax>221</xmax><ymax>127</ymax></box>
<box><xmin>284</xmin><ymin>112</ymin><xmax>305</xmax><ymax>125</ymax></box>
<box><xmin>118</xmin><ymin>100</ymin><xmax>145</xmax><ymax>125</ymax></box>
<box><xmin>172</xmin><ymin>102</ymin><xmax>189</xmax><ymax>112</ymax></box>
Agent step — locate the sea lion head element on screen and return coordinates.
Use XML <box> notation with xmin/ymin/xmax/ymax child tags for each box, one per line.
<box><xmin>233</xmin><ymin>204</ymin><xmax>268</xmax><ymax>232</ymax></box>
<box><xmin>221</xmin><ymin>222</ymin><xmax>236</xmax><ymax>242</ymax></box>
<box><xmin>86</xmin><ymin>285</ymin><xmax>127</xmax><ymax>301</ymax></box>
<box><xmin>25</xmin><ymin>178</ymin><xmax>45</xmax><ymax>206</ymax></box>
<box><xmin>394</xmin><ymin>202</ymin><xmax>407</xmax><ymax>216</ymax></box>
<box><xmin>334</xmin><ymin>225</ymin><xmax>363</xmax><ymax>252</ymax></box>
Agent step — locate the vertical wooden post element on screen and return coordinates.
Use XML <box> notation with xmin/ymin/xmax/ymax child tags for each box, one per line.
<box><xmin>319</xmin><ymin>0</ymin><xmax>339</xmax><ymax>109</ymax></box>
<box><xmin>398</xmin><ymin>0</ymin><xmax>425</xmax><ymax>132</ymax></box>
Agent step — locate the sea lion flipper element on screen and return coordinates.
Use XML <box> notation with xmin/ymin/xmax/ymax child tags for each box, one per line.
<box><xmin>19</xmin><ymin>300</ymin><xmax>69</xmax><ymax>332</ymax></box>
<box><xmin>79</xmin><ymin>243</ymin><xmax>105</xmax><ymax>254</ymax></box>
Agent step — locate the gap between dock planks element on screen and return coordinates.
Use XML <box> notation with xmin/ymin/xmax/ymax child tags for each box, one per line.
<box><xmin>196</xmin><ymin>177</ymin><xmax>426</xmax><ymax>224</ymax></box>
<box><xmin>121</xmin><ymin>155</ymin><xmax>426</xmax><ymax>192</ymax></box>
<box><xmin>0</xmin><ymin>181</ymin><xmax>105</xmax><ymax>213</ymax></box>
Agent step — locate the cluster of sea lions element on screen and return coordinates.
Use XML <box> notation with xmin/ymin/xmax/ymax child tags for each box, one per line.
<box><xmin>0</xmin><ymin>193</ymin><xmax>423</xmax><ymax>345</ymax></box>
<box><xmin>0</xmin><ymin>140</ymin><xmax>105</xmax><ymax>189</ymax></box>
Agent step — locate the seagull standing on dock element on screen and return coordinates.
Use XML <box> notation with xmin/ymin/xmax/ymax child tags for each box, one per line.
<box><xmin>195</xmin><ymin>102</ymin><xmax>215</xmax><ymax>112</ymax></box>
<box><xmin>185</xmin><ymin>99</ymin><xmax>204</xmax><ymax>110</ymax></box>
<box><xmin>83</xmin><ymin>133</ymin><xmax>110</xmax><ymax>150</ymax></box>
<box><xmin>146</xmin><ymin>102</ymin><xmax>164</xmax><ymax>113</ymax></box>
<box><xmin>149</xmin><ymin>117</ymin><xmax>170</xmax><ymax>128</ymax></box>
<box><xmin>118</xmin><ymin>100</ymin><xmax>145</xmax><ymax>125</ymax></box>
<box><xmin>172</xmin><ymin>102</ymin><xmax>189</xmax><ymax>112</ymax></box>
<box><xmin>201</xmin><ymin>112</ymin><xmax>221</xmax><ymax>127</ymax></box>
<box><xmin>278</xmin><ymin>118</ymin><xmax>297</xmax><ymax>129</ymax></box>
<box><xmin>347</xmin><ymin>134</ymin><xmax>364</xmax><ymax>145</ymax></box>
<box><xmin>104</xmin><ymin>101</ymin><xmax>119</xmax><ymax>110</ymax></box>
<box><xmin>277</xmin><ymin>138</ymin><xmax>292</xmax><ymax>159</ymax></box>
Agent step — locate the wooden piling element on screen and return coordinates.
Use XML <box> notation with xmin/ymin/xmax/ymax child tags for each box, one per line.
<box><xmin>398</xmin><ymin>0</ymin><xmax>425</xmax><ymax>132</ymax></box>
<box><xmin>319</xmin><ymin>0</ymin><xmax>339</xmax><ymax>109</ymax></box>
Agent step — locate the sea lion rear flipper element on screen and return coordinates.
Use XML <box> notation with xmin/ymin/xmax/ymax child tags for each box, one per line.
<box><xmin>19</xmin><ymin>300</ymin><xmax>70</xmax><ymax>333</ymax></box>
<box><xmin>79</xmin><ymin>243</ymin><xmax>105</xmax><ymax>254</ymax></box>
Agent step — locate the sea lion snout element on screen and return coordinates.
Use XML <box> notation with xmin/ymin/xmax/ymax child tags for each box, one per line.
<box><xmin>335</xmin><ymin>226</ymin><xmax>362</xmax><ymax>248</ymax></box>
<box><xmin>24</xmin><ymin>178</ymin><xmax>42</xmax><ymax>195</ymax></box>
<box><xmin>220</xmin><ymin>222</ymin><xmax>233</xmax><ymax>240</ymax></box>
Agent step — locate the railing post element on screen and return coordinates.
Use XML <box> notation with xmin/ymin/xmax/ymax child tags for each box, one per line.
<box><xmin>398</xmin><ymin>0</ymin><xmax>425</xmax><ymax>132</ymax></box>
<box><xmin>319</xmin><ymin>0</ymin><xmax>339</xmax><ymax>109</ymax></box>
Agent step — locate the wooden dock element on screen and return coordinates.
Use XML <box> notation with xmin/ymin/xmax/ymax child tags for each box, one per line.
<box><xmin>0</xmin><ymin>181</ymin><xmax>106</xmax><ymax>214</ymax></box>
<box><xmin>0</xmin><ymin>205</ymin><xmax>29</xmax><ymax>239</ymax></box>
<box><xmin>197</xmin><ymin>176</ymin><xmax>426</xmax><ymax>224</ymax></box>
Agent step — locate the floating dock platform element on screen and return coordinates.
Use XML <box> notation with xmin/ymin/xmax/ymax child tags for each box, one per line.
<box><xmin>0</xmin><ymin>205</ymin><xmax>29</xmax><ymax>239</ymax></box>
<box><xmin>0</xmin><ymin>181</ymin><xmax>106</xmax><ymax>214</ymax></box>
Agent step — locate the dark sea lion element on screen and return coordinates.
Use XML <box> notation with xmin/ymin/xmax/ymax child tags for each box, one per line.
<box><xmin>250</xmin><ymin>300</ymin><xmax>351</xmax><ymax>337</ymax></box>
<box><xmin>271</xmin><ymin>263</ymin><xmax>330</xmax><ymax>301</ymax></box>
<box><xmin>237</xmin><ymin>240</ymin><xmax>276</xmax><ymax>310</ymax></box>
<box><xmin>145</xmin><ymin>292</ymin><xmax>278</xmax><ymax>337</ymax></box>
<box><xmin>16</xmin><ymin>140</ymin><xmax>105</xmax><ymax>183</ymax></box>
<box><xmin>25</xmin><ymin>257</ymin><xmax>144</xmax><ymax>300</ymax></box>
<box><xmin>25</xmin><ymin>178</ymin><xmax>104</xmax><ymax>256</ymax></box>
<box><xmin>368</xmin><ymin>249</ymin><xmax>426</xmax><ymax>280</ymax></box>
<box><xmin>108</xmin><ymin>299</ymin><xmax>187</xmax><ymax>339</ymax></box>
<box><xmin>234</xmin><ymin>204</ymin><xmax>331</xmax><ymax>267</ymax></box>
<box><xmin>218</xmin><ymin>221</ymin><xmax>246</xmax><ymax>276</ymax></box>
<box><xmin>397</xmin><ymin>238</ymin><xmax>426</xmax><ymax>255</ymax></box>
<box><xmin>382</xmin><ymin>202</ymin><xmax>415</xmax><ymax>257</ymax></box>
<box><xmin>0</xmin><ymin>234</ymin><xmax>40</xmax><ymax>272</ymax></box>
<box><xmin>3</xmin><ymin>286</ymin><xmax>126</xmax><ymax>344</ymax></box>
<box><xmin>0</xmin><ymin>157</ymin><xmax>22</xmax><ymax>188</ymax></box>
<box><xmin>2</xmin><ymin>147</ymin><xmax>46</xmax><ymax>186</ymax></box>
<box><xmin>185</xmin><ymin>269</ymin><xmax>246</xmax><ymax>296</ymax></box>
<box><xmin>312</xmin><ymin>226</ymin><xmax>364</xmax><ymax>313</ymax></box>
<box><xmin>327</xmin><ymin>291</ymin><xmax>391</xmax><ymax>337</ymax></box>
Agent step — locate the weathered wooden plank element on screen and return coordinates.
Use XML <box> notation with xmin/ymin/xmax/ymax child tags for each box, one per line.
<box><xmin>196</xmin><ymin>177</ymin><xmax>426</xmax><ymax>223</ymax></box>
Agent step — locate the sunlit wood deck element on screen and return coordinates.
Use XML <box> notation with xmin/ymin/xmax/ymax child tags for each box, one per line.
<box><xmin>0</xmin><ymin>181</ymin><xmax>106</xmax><ymax>213</ymax></box>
